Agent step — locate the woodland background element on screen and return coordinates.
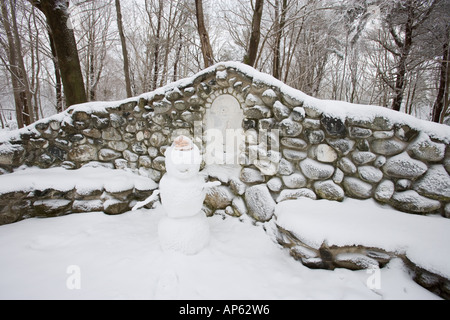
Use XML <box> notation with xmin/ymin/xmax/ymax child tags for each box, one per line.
<box><xmin>0</xmin><ymin>0</ymin><xmax>449</xmax><ymax>129</ymax></box>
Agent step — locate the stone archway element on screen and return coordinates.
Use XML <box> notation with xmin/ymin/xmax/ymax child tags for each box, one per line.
<box><xmin>204</xmin><ymin>94</ymin><xmax>244</xmax><ymax>166</ymax></box>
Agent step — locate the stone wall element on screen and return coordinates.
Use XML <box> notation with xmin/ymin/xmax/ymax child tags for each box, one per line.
<box><xmin>0</xmin><ymin>62</ymin><xmax>449</xmax><ymax>224</ymax></box>
<box><xmin>0</xmin><ymin>167</ymin><xmax>157</xmax><ymax>225</ymax></box>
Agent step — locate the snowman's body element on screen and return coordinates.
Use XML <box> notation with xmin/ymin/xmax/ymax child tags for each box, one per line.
<box><xmin>159</xmin><ymin>175</ymin><xmax>205</xmax><ymax>219</ymax></box>
<box><xmin>157</xmin><ymin>136</ymin><xmax>211</xmax><ymax>255</ymax></box>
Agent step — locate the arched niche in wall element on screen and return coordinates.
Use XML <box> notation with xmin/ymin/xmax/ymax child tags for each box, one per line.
<box><xmin>204</xmin><ymin>94</ymin><xmax>244</xmax><ymax>167</ymax></box>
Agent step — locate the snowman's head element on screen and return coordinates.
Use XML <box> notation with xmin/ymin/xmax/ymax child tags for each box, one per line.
<box><xmin>164</xmin><ymin>136</ymin><xmax>202</xmax><ymax>179</ymax></box>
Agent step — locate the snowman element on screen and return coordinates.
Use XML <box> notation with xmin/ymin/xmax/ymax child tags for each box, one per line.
<box><xmin>156</xmin><ymin>135</ymin><xmax>219</xmax><ymax>255</ymax></box>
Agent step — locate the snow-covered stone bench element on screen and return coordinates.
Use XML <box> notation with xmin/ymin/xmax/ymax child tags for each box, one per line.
<box><xmin>0</xmin><ymin>165</ymin><xmax>158</xmax><ymax>225</ymax></box>
<box><xmin>272</xmin><ymin>197</ymin><xmax>450</xmax><ymax>299</ymax></box>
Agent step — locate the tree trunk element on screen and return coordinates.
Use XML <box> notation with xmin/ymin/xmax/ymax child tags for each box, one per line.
<box><xmin>173</xmin><ymin>31</ymin><xmax>183</xmax><ymax>82</ymax></box>
<box><xmin>115</xmin><ymin>0</ymin><xmax>132</xmax><ymax>98</ymax></box>
<box><xmin>151</xmin><ymin>0</ymin><xmax>163</xmax><ymax>91</ymax></box>
<box><xmin>391</xmin><ymin>50</ymin><xmax>411</xmax><ymax>112</ymax></box>
<box><xmin>432</xmin><ymin>26</ymin><xmax>450</xmax><ymax>123</ymax></box>
<box><xmin>273</xmin><ymin>0</ymin><xmax>287</xmax><ymax>80</ymax></box>
<box><xmin>389</xmin><ymin>0</ymin><xmax>436</xmax><ymax>112</ymax></box>
<box><xmin>49</xmin><ymin>32</ymin><xmax>63</xmax><ymax>112</ymax></box>
<box><xmin>89</xmin><ymin>47</ymin><xmax>96</xmax><ymax>101</ymax></box>
<box><xmin>195</xmin><ymin>0</ymin><xmax>214</xmax><ymax>68</ymax></box>
<box><xmin>1</xmin><ymin>0</ymin><xmax>28</xmax><ymax>127</ymax></box>
<box><xmin>30</xmin><ymin>0</ymin><xmax>87</xmax><ymax>107</ymax></box>
<box><xmin>244</xmin><ymin>0</ymin><xmax>264</xmax><ymax>67</ymax></box>
<box><xmin>0</xmin><ymin>104</ymin><xmax>5</xmax><ymax>129</ymax></box>
<box><xmin>10</xmin><ymin>0</ymin><xmax>34</xmax><ymax>124</ymax></box>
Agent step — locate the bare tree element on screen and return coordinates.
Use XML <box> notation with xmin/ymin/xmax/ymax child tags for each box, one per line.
<box><xmin>28</xmin><ymin>0</ymin><xmax>87</xmax><ymax>107</ymax></box>
<box><xmin>76</xmin><ymin>0</ymin><xmax>115</xmax><ymax>101</ymax></box>
<box><xmin>0</xmin><ymin>0</ymin><xmax>33</xmax><ymax>127</ymax></box>
<box><xmin>429</xmin><ymin>0</ymin><xmax>450</xmax><ymax>123</ymax></box>
<box><xmin>115</xmin><ymin>0</ymin><xmax>132</xmax><ymax>98</ymax></box>
<box><xmin>432</xmin><ymin>26</ymin><xmax>450</xmax><ymax>123</ymax></box>
<box><xmin>244</xmin><ymin>0</ymin><xmax>264</xmax><ymax>67</ymax></box>
<box><xmin>151</xmin><ymin>0</ymin><xmax>163</xmax><ymax>90</ymax></box>
<box><xmin>195</xmin><ymin>0</ymin><xmax>214</xmax><ymax>68</ymax></box>
<box><xmin>382</xmin><ymin>0</ymin><xmax>438</xmax><ymax>111</ymax></box>
<box><xmin>48</xmin><ymin>29</ymin><xmax>63</xmax><ymax>112</ymax></box>
<box><xmin>272</xmin><ymin>0</ymin><xmax>287</xmax><ymax>79</ymax></box>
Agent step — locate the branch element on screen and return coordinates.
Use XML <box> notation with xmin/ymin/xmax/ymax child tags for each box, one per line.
<box><xmin>388</xmin><ymin>22</ymin><xmax>404</xmax><ymax>49</ymax></box>
<box><xmin>27</xmin><ymin>0</ymin><xmax>41</xmax><ymax>11</ymax></box>
<box><xmin>372</xmin><ymin>37</ymin><xmax>401</xmax><ymax>57</ymax></box>
<box><xmin>412</xmin><ymin>0</ymin><xmax>438</xmax><ymax>31</ymax></box>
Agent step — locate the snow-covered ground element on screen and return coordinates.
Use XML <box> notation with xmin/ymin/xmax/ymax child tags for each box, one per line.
<box><xmin>0</xmin><ymin>199</ymin><xmax>443</xmax><ymax>300</ymax></box>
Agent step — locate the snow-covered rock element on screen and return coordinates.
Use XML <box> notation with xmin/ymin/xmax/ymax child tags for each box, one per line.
<box><xmin>306</xmin><ymin>130</ymin><xmax>325</xmax><ymax>144</ymax></box>
<box><xmin>358</xmin><ymin>166</ymin><xmax>384</xmax><ymax>184</ymax></box>
<box><xmin>231</xmin><ymin>197</ymin><xmax>247</xmax><ymax>217</ymax></box>
<box><xmin>278</xmin><ymin>158</ymin><xmax>294</xmax><ymax>176</ymax></box>
<box><xmin>280</xmin><ymin>137</ymin><xmax>308</xmax><ymax>150</ymax></box>
<box><xmin>349</xmin><ymin>127</ymin><xmax>373</xmax><ymax>139</ymax></box>
<box><xmin>299</xmin><ymin>158</ymin><xmax>335</xmax><ymax>180</ymax></box>
<box><xmin>315</xmin><ymin>144</ymin><xmax>338</xmax><ymax>163</ymax></box>
<box><xmin>334</xmin><ymin>253</ymin><xmax>379</xmax><ymax>270</ymax></box>
<box><xmin>229</xmin><ymin>177</ymin><xmax>247</xmax><ymax>196</ymax></box>
<box><xmin>383</xmin><ymin>152</ymin><xmax>428</xmax><ymax>179</ymax></box>
<box><xmin>314</xmin><ymin>180</ymin><xmax>345</xmax><ymax>202</ymax></box>
<box><xmin>244</xmin><ymin>105</ymin><xmax>272</xmax><ymax>119</ymax></box>
<box><xmin>408</xmin><ymin>133</ymin><xmax>446</xmax><ymax>162</ymax></box>
<box><xmin>352</xmin><ymin>151</ymin><xmax>376</xmax><ymax>165</ymax></box>
<box><xmin>205</xmin><ymin>186</ymin><xmax>234</xmax><ymax>210</ymax></box>
<box><xmin>282</xmin><ymin>172</ymin><xmax>307</xmax><ymax>189</ymax></box>
<box><xmin>267</xmin><ymin>177</ymin><xmax>283</xmax><ymax>192</ymax></box>
<box><xmin>326</xmin><ymin>138</ymin><xmax>355</xmax><ymax>156</ymax></box>
<box><xmin>254</xmin><ymin>159</ymin><xmax>278</xmax><ymax>176</ymax></box>
<box><xmin>338</xmin><ymin>157</ymin><xmax>357</xmax><ymax>174</ymax></box>
<box><xmin>276</xmin><ymin>188</ymin><xmax>317</xmax><ymax>202</ymax></box>
<box><xmin>371</xmin><ymin>139</ymin><xmax>407</xmax><ymax>156</ymax></box>
<box><xmin>390</xmin><ymin>191</ymin><xmax>441</xmax><ymax>214</ymax></box>
<box><xmin>0</xmin><ymin>143</ymin><xmax>24</xmax><ymax>166</ymax></box>
<box><xmin>98</xmin><ymin>149</ymin><xmax>121</xmax><ymax>161</ymax></box>
<box><xmin>282</xmin><ymin>149</ymin><xmax>307</xmax><ymax>161</ymax></box>
<box><xmin>273</xmin><ymin>101</ymin><xmax>291</xmax><ymax>120</ymax></box>
<box><xmin>279</xmin><ymin>118</ymin><xmax>303</xmax><ymax>137</ymax></box>
<box><xmin>240</xmin><ymin>167</ymin><xmax>264</xmax><ymax>184</ymax></box>
<box><xmin>343</xmin><ymin>177</ymin><xmax>373</xmax><ymax>199</ymax></box>
<box><xmin>245</xmin><ymin>184</ymin><xmax>276</xmax><ymax>222</ymax></box>
<box><xmin>375</xmin><ymin>180</ymin><xmax>395</xmax><ymax>202</ymax></box>
<box><xmin>413</xmin><ymin>165</ymin><xmax>450</xmax><ymax>201</ymax></box>
<box><xmin>261</xmin><ymin>89</ymin><xmax>277</xmax><ymax>106</ymax></box>
<box><xmin>332</xmin><ymin>168</ymin><xmax>344</xmax><ymax>184</ymax></box>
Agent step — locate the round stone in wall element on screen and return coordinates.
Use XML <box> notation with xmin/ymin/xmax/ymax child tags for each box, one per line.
<box><xmin>314</xmin><ymin>180</ymin><xmax>344</xmax><ymax>201</ymax></box>
<box><xmin>299</xmin><ymin>158</ymin><xmax>335</xmax><ymax>180</ymax></box>
<box><xmin>316</xmin><ymin>144</ymin><xmax>338</xmax><ymax>163</ymax></box>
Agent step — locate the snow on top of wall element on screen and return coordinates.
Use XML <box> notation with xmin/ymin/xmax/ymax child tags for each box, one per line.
<box><xmin>215</xmin><ymin>62</ymin><xmax>450</xmax><ymax>143</ymax></box>
<box><xmin>0</xmin><ymin>99</ymin><xmax>134</xmax><ymax>145</ymax></box>
<box><xmin>1</xmin><ymin>61</ymin><xmax>449</xmax><ymax>144</ymax></box>
<box><xmin>0</xmin><ymin>166</ymin><xmax>158</xmax><ymax>195</ymax></box>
